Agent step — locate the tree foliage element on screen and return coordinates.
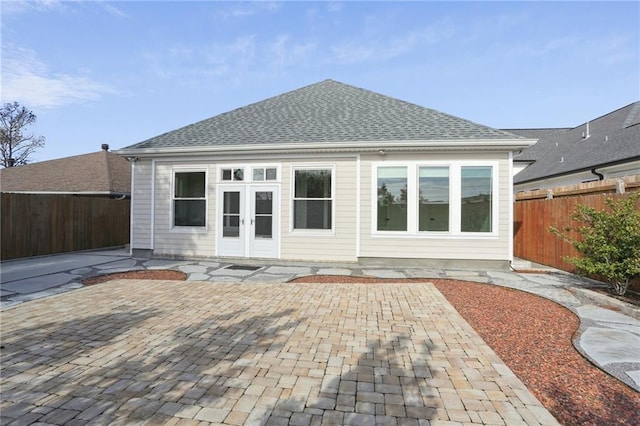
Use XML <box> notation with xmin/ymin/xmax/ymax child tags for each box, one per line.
<box><xmin>0</xmin><ymin>102</ymin><xmax>45</xmax><ymax>167</ymax></box>
<box><xmin>550</xmin><ymin>193</ymin><xmax>640</xmax><ymax>295</ymax></box>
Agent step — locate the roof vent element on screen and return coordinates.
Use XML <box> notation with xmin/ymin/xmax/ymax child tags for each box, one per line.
<box><xmin>101</xmin><ymin>144</ymin><xmax>109</xmax><ymax>151</ymax></box>
<box><xmin>582</xmin><ymin>122</ymin><xmax>590</xmax><ymax>139</ymax></box>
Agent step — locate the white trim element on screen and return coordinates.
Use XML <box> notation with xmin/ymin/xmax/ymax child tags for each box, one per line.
<box><xmin>289</xmin><ymin>163</ymin><xmax>336</xmax><ymax>236</ymax></box>
<box><xmin>129</xmin><ymin>161</ymin><xmax>135</xmax><ymax>255</ymax></box>
<box><xmin>115</xmin><ymin>138</ymin><xmax>536</xmax><ymax>158</ymax></box>
<box><xmin>150</xmin><ymin>160</ymin><xmax>156</xmax><ymax>250</ymax></box>
<box><xmin>508</xmin><ymin>151</ymin><xmax>514</xmax><ymax>262</ymax></box>
<box><xmin>371</xmin><ymin>160</ymin><xmax>499</xmax><ymax>238</ymax></box>
<box><xmin>170</xmin><ymin>166</ymin><xmax>209</xmax><ymax>233</ymax></box>
<box><xmin>356</xmin><ymin>154</ymin><xmax>361</xmax><ymax>257</ymax></box>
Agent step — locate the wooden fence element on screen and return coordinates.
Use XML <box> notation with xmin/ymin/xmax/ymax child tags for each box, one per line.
<box><xmin>1</xmin><ymin>193</ymin><xmax>130</xmax><ymax>260</ymax></box>
<box><xmin>514</xmin><ymin>175</ymin><xmax>640</xmax><ymax>274</ymax></box>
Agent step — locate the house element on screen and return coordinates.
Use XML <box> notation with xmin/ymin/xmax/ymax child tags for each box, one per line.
<box><xmin>115</xmin><ymin>80</ymin><xmax>535</xmax><ymax>269</ymax></box>
<box><xmin>0</xmin><ymin>144</ymin><xmax>131</xmax><ymax>198</ymax></box>
<box><xmin>508</xmin><ymin>102</ymin><xmax>640</xmax><ymax>192</ymax></box>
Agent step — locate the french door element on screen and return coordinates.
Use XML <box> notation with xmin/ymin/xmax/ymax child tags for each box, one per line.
<box><xmin>217</xmin><ymin>185</ymin><xmax>279</xmax><ymax>258</ymax></box>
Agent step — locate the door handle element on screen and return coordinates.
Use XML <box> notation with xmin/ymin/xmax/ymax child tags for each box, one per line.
<box><xmin>241</xmin><ymin>219</ymin><xmax>244</xmax><ymax>225</ymax></box>
<box><xmin>251</xmin><ymin>218</ymin><xmax>254</xmax><ymax>225</ymax></box>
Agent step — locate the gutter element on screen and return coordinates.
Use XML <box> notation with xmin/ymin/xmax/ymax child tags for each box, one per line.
<box><xmin>114</xmin><ymin>138</ymin><xmax>537</xmax><ymax>158</ymax></box>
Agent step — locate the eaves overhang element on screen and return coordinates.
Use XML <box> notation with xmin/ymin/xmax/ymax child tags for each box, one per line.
<box><xmin>514</xmin><ymin>155</ymin><xmax>640</xmax><ymax>185</ymax></box>
<box><xmin>115</xmin><ymin>138</ymin><xmax>537</xmax><ymax>159</ymax></box>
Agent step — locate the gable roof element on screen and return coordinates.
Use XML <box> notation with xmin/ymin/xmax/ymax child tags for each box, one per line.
<box><xmin>119</xmin><ymin>79</ymin><xmax>528</xmax><ymax>155</ymax></box>
<box><xmin>0</xmin><ymin>148</ymin><xmax>131</xmax><ymax>196</ymax></box>
<box><xmin>509</xmin><ymin>102</ymin><xmax>640</xmax><ymax>184</ymax></box>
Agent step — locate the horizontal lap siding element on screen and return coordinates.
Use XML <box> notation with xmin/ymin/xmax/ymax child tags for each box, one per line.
<box><xmin>153</xmin><ymin>162</ymin><xmax>216</xmax><ymax>257</ymax></box>
<box><xmin>359</xmin><ymin>152</ymin><xmax>512</xmax><ymax>261</ymax></box>
<box><xmin>131</xmin><ymin>160</ymin><xmax>153</xmax><ymax>249</ymax></box>
<box><xmin>280</xmin><ymin>157</ymin><xmax>358</xmax><ymax>262</ymax></box>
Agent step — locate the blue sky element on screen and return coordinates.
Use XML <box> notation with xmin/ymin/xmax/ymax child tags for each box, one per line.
<box><xmin>2</xmin><ymin>1</ymin><xmax>638</xmax><ymax>162</ymax></box>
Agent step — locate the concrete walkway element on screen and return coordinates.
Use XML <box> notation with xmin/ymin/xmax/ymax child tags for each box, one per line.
<box><xmin>1</xmin><ymin>248</ymin><xmax>639</xmax><ymax>396</ymax></box>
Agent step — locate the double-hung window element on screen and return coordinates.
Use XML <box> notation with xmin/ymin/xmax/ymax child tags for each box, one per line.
<box><xmin>293</xmin><ymin>168</ymin><xmax>333</xmax><ymax>230</ymax></box>
<box><xmin>173</xmin><ymin>171</ymin><xmax>206</xmax><ymax>227</ymax></box>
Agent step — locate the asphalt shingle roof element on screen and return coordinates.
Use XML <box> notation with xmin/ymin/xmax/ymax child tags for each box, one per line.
<box><xmin>509</xmin><ymin>102</ymin><xmax>640</xmax><ymax>184</ymax></box>
<box><xmin>122</xmin><ymin>79</ymin><xmax>522</xmax><ymax>151</ymax></box>
<box><xmin>0</xmin><ymin>149</ymin><xmax>131</xmax><ymax>195</ymax></box>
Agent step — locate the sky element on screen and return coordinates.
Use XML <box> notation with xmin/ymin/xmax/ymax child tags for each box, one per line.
<box><xmin>2</xmin><ymin>0</ymin><xmax>639</xmax><ymax>163</ymax></box>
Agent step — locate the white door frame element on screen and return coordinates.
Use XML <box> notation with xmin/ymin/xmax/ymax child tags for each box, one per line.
<box><xmin>216</xmin><ymin>184</ymin><xmax>279</xmax><ymax>258</ymax></box>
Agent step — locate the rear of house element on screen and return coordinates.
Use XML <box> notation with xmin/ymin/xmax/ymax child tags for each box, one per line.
<box><xmin>117</xmin><ymin>80</ymin><xmax>534</xmax><ymax>269</ymax></box>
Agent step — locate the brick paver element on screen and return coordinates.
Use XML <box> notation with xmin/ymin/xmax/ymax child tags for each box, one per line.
<box><xmin>0</xmin><ymin>280</ymin><xmax>559</xmax><ymax>425</ymax></box>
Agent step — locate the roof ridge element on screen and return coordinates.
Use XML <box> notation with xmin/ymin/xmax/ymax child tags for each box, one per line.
<box><xmin>622</xmin><ymin>102</ymin><xmax>640</xmax><ymax>128</ymax></box>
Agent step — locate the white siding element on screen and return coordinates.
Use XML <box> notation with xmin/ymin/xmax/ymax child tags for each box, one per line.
<box><xmin>131</xmin><ymin>159</ymin><xmax>153</xmax><ymax>249</ymax></box>
<box><xmin>280</xmin><ymin>157</ymin><xmax>358</xmax><ymax>262</ymax></box>
<box><xmin>131</xmin><ymin>151</ymin><xmax>513</xmax><ymax>263</ymax></box>
<box><xmin>359</xmin><ymin>152</ymin><xmax>512</xmax><ymax>262</ymax></box>
<box><xmin>152</xmin><ymin>161</ymin><xmax>217</xmax><ymax>258</ymax></box>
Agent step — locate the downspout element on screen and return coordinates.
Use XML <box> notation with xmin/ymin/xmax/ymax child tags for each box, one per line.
<box><xmin>591</xmin><ymin>168</ymin><xmax>604</xmax><ymax>180</ymax></box>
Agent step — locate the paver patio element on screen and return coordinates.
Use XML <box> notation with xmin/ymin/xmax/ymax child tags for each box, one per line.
<box><xmin>0</xmin><ymin>280</ymin><xmax>558</xmax><ymax>425</ymax></box>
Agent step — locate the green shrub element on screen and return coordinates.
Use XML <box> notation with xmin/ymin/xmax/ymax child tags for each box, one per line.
<box><xmin>550</xmin><ymin>193</ymin><xmax>640</xmax><ymax>296</ymax></box>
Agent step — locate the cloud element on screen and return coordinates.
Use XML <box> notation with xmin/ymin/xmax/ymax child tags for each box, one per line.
<box><xmin>216</xmin><ymin>1</ymin><xmax>281</xmax><ymax>19</ymax></box>
<box><xmin>1</xmin><ymin>45</ymin><xmax>116</xmax><ymax>108</ymax></box>
<box><xmin>1</xmin><ymin>0</ymin><xmax>64</xmax><ymax>15</ymax></box>
<box><xmin>329</xmin><ymin>23</ymin><xmax>457</xmax><ymax>65</ymax></box>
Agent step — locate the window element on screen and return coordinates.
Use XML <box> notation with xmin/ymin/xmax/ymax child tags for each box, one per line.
<box><xmin>252</xmin><ymin>167</ymin><xmax>278</xmax><ymax>181</ymax></box>
<box><xmin>419</xmin><ymin>167</ymin><xmax>449</xmax><ymax>231</ymax></box>
<box><xmin>377</xmin><ymin>167</ymin><xmax>407</xmax><ymax>231</ymax></box>
<box><xmin>461</xmin><ymin>166</ymin><xmax>492</xmax><ymax>232</ymax></box>
<box><xmin>221</xmin><ymin>168</ymin><xmax>244</xmax><ymax>181</ymax></box>
<box><xmin>373</xmin><ymin>163</ymin><xmax>495</xmax><ymax>235</ymax></box>
<box><xmin>293</xmin><ymin>169</ymin><xmax>332</xmax><ymax>230</ymax></box>
<box><xmin>174</xmin><ymin>171</ymin><xmax>206</xmax><ymax>227</ymax></box>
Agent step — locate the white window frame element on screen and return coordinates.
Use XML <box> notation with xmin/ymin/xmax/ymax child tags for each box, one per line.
<box><xmin>171</xmin><ymin>167</ymin><xmax>208</xmax><ymax>233</ymax></box>
<box><xmin>371</xmin><ymin>160</ymin><xmax>498</xmax><ymax>238</ymax></box>
<box><xmin>218</xmin><ymin>164</ymin><xmax>281</xmax><ymax>184</ymax></box>
<box><xmin>290</xmin><ymin>164</ymin><xmax>336</xmax><ymax>235</ymax></box>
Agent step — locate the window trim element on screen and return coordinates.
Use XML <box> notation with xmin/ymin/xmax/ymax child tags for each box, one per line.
<box><xmin>218</xmin><ymin>164</ymin><xmax>281</xmax><ymax>184</ymax></box>
<box><xmin>371</xmin><ymin>161</ymin><xmax>498</xmax><ymax>238</ymax></box>
<box><xmin>171</xmin><ymin>167</ymin><xmax>208</xmax><ymax>232</ymax></box>
<box><xmin>290</xmin><ymin>164</ymin><xmax>336</xmax><ymax>235</ymax></box>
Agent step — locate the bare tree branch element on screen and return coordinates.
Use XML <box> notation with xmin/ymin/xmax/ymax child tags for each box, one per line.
<box><xmin>0</xmin><ymin>102</ymin><xmax>46</xmax><ymax>167</ymax></box>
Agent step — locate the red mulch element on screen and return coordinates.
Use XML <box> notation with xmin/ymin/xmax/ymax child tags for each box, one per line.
<box><xmin>82</xmin><ymin>269</ymin><xmax>187</xmax><ymax>285</ymax></box>
<box><xmin>290</xmin><ymin>275</ymin><xmax>640</xmax><ymax>426</ymax></box>
<box><xmin>86</xmin><ymin>271</ymin><xmax>640</xmax><ymax>425</ymax></box>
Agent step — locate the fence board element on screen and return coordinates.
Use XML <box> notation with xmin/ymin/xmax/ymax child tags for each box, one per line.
<box><xmin>514</xmin><ymin>191</ymin><xmax>639</xmax><ymax>273</ymax></box>
<box><xmin>1</xmin><ymin>193</ymin><xmax>130</xmax><ymax>260</ymax></box>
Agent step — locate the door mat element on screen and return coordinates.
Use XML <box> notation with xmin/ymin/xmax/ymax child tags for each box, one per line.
<box><xmin>226</xmin><ymin>264</ymin><xmax>262</xmax><ymax>271</ymax></box>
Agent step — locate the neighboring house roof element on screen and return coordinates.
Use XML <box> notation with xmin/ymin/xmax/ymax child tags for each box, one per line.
<box><xmin>0</xmin><ymin>147</ymin><xmax>131</xmax><ymax>196</ymax></box>
<box><xmin>119</xmin><ymin>79</ymin><xmax>527</xmax><ymax>154</ymax></box>
<box><xmin>509</xmin><ymin>102</ymin><xmax>640</xmax><ymax>184</ymax></box>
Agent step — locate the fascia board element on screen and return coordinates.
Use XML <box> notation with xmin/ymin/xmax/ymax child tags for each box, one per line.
<box><xmin>115</xmin><ymin>138</ymin><xmax>537</xmax><ymax>158</ymax></box>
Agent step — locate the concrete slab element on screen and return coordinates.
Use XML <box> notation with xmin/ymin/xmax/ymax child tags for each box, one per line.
<box><xmin>263</xmin><ymin>266</ymin><xmax>312</xmax><ymax>275</ymax></box>
<box><xmin>1</xmin><ymin>253</ymin><xmax>130</xmax><ymax>283</ymax></box>
<box><xmin>626</xmin><ymin>370</ymin><xmax>640</xmax><ymax>388</ymax></box>
<box><xmin>579</xmin><ymin>327</ymin><xmax>640</xmax><ymax>365</ymax></box>
<box><xmin>316</xmin><ymin>268</ymin><xmax>353</xmax><ymax>276</ymax></box>
<box><xmin>1</xmin><ymin>273</ymin><xmax>80</xmax><ymax>294</ymax></box>
<box><xmin>577</xmin><ymin>305</ymin><xmax>640</xmax><ymax>327</ymax></box>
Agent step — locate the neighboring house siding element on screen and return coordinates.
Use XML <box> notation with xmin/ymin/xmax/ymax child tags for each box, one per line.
<box><xmin>280</xmin><ymin>156</ymin><xmax>358</xmax><ymax>262</ymax></box>
<box><xmin>152</xmin><ymin>161</ymin><xmax>216</xmax><ymax>258</ymax></box>
<box><xmin>359</xmin><ymin>152</ymin><xmax>511</xmax><ymax>262</ymax></box>
<box><xmin>131</xmin><ymin>160</ymin><xmax>153</xmax><ymax>249</ymax></box>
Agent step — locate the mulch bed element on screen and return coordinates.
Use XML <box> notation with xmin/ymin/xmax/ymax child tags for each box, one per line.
<box><xmin>85</xmin><ymin>271</ymin><xmax>640</xmax><ymax>425</ymax></box>
<box><xmin>82</xmin><ymin>269</ymin><xmax>187</xmax><ymax>285</ymax></box>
